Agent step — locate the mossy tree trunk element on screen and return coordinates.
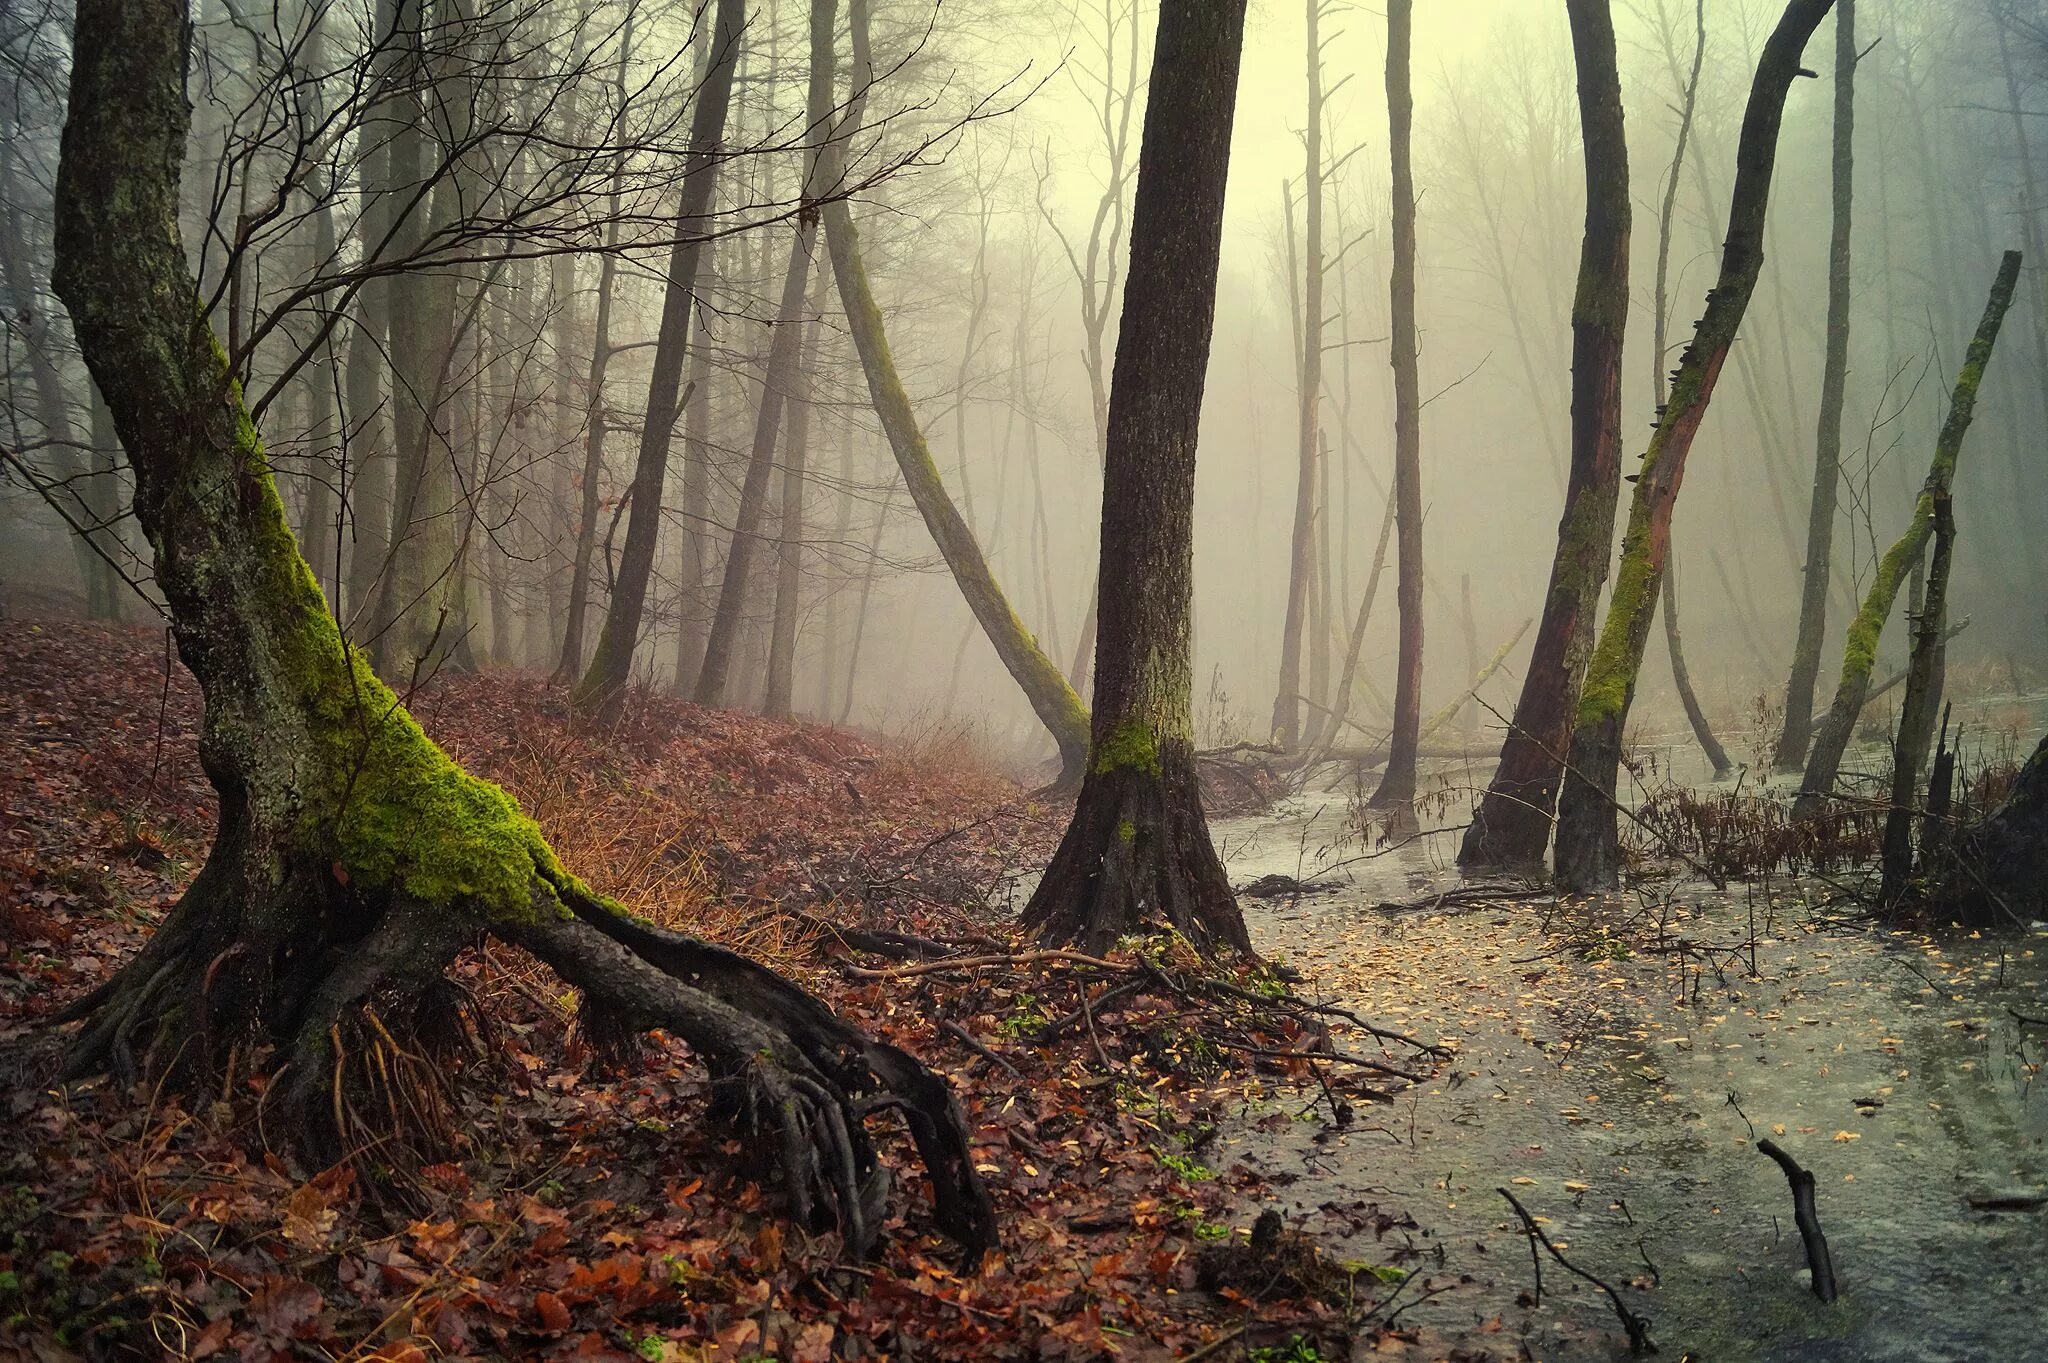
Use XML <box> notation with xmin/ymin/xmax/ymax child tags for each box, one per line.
<box><xmin>1458</xmin><ymin>0</ymin><xmax>1630</xmax><ymax>869</ymax></box>
<box><xmin>1792</xmin><ymin>251</ymin><xmax>2019</xmax><ymax>819</ymax></box>
<box><xmin>822</xmin><ymin>0</ymin><xmax>1090</xmax><ymax>786</ymax></box>
<box><xmin>1553</xmin><ymin>0</ymin><xmax>1835</xmax><ymax>893</ymax></box>
<box><xmin>1370</xmin><ymin>0</ymin><xmax>1425</xmax><ymax>815</ymax></box>
<box><xmin>1020</xmin><ymin>0</ymin><xmax>1253</xmax><ymax>958</ymax></box>
<box><xmin>575</xmin><ymin>0</ymin><xmax>744</xmax><ymax>723</ymax></box>
<box><xmin>48</xmin><ymin>0</ymin><xmax>993</xmax><ymax>1259</ymax></box>
<box><xmin>1774</xmin><ymin>0</ymin><xmax>1857</xmax><ymax>770</ymax></box>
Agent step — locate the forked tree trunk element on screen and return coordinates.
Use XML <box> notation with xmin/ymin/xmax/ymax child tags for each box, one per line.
<box><xmin>1775</xmin><ymin>0</ymin><xmax>1857</xmax><ymax>769</ymax></box>
<box><xmin>823</xmin><ymin>0</ymin><xmax>1090</xmax><ymax>784</ymax></box>
<box><xmin>575</xmin><ymin>0</ymin><xmax>743</xmax><ymax>722</ymax></box>
<box><xmin>1021</xmin><ymin>0</ymin><xmax>1252</xmax><ymax>958</ymax></box>
<box><xmin>1553</xmin><ymin>0</ymin><xmax>1836</xmax><ymax>892</ymax></box>
<box><xmin>1793</xmin><ymin>251</ymin><xmax>2019</xmax><ymax>818</ymax></box>
<box><xmin>1370</xmin><ymin>0</ymin><xmax>1424</xmax><ymax>815</ymax></box>
<box><xmin>50</xmin><ymin>0</ymin><xmax>992</xmax><ymax>1259</ymax></box>
<box><xmin>1457</xmin><ymin>0</ymin><xmax>1630</xmax><ymax>870</ymax></box>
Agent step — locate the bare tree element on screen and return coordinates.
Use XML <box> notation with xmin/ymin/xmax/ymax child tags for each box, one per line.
<box><xmin>1775</xmin><ymin>0</ymin><xmax>1860</xmax><ymax>768</ymax></box>
<box><xmin>1369</xmin><ymin>0</ymin><xmax>1425</xmax><ymax>817</ymax></box>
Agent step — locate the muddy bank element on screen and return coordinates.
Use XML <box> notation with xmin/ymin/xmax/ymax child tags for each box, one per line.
<box><xmin>1210</xmin><ymin>798</ymin><xmax>2048</xmax><ymax>1362</ymax></box>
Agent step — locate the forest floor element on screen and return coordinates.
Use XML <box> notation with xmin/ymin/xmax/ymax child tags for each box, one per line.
<box><xmin>0</xmin><ymin>617</ymin><xmax>1470</xmax><ymax>1363</ymax></box>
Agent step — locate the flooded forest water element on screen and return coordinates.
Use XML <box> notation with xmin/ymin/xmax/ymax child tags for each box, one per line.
<box><xmin>1195</xmin><ymin>736</ymin><xmax>2048</xmax><ymax>1361</ymax></box>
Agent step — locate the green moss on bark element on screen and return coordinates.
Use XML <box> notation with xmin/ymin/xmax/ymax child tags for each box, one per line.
<box><xmin>1093</xmin><ymin>720</ymin><xmax>1163</xmax><ymax>778</ymax></box>
<box><xmin>234</xmin><ymin>375</ymin><xmax>564</xmax><ymax>922</ymax></box>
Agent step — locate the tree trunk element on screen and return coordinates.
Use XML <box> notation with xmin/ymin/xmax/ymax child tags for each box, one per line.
<box><xmin>1880</xmin><ymin>492</ymin><xmax>1954</xmax><ymax>904</ymax></box>
<box><xmin>366</xmin><ymin>0</ymin><xmax>462</xmax><ymax>676</ymax></box>
<box><xmin>1271</xmin><ymin>0</ymin><xmax>1326</xmax><ymax>751</ymax></box>
<box><xmin>1021</xmin><ymin>0</ymin><xmax>1251</xmax><ymax>958</ymax></box>
<box><xmin>673</xmin><ymin>325</ymin><xmax>717</xmax><ymax>694</ymax></box>
<box><xmin>555</xmin><ymin>46</ymin><xmax>632</xmax><ymax>686</ymax></box>
<box><xmin>0</xmin><ymin>129</ymin><xmax>121</xmax><ymax>617</ymax></box>
<box><xmin>1662</xmin><ymin>557</ymin><xmax>1732</xmax><ymax>776</ymax></box>
<box><xmin>1370</xmin><ymin>0</ymin><xmax>1424</xmax><ymax>815</ymax></box>
<box><xmin>1649</xmin><ymin>1</ymin><xmax>1730</xmax><ymax>780</ymax></box>
<box><xmin>700</xmin><ymin>0</ymin><xmax>840</xmax><ymax>709</ymax></box>
<box><xmin>1775</xmin><ymin>0</ymin><xmax>1857</xmax><ymax>769</ymax></box>
<box><xmin>1322</xmin><ymin>490</ymin><xmax>1397</xmax><ymax>753</ymax></box>
<box><xmin>574</xmin><ymin>0</ymin><xmax>744</xmax><ymax>721</ymax></box>
<box><xmin>340</xmin><ymin>0</ymin><xmax>398</xmax><ymax>632</ymax></box>
<box><xmin>1458</xmin><ymin>0</ymin><xmax>1631</xmax><ymax>870</ymax></box>
<box><xmin>698</xmin><ymin>238</ymin><xmax>819</xmax><ymax>707</ymax></box>
<box><xmin>1553</xmin><ymin>0</ymin><xmax>1836</xmax><ymax>892</ymax></box>
<box><xmin>765</xmin><ymin>275</ymin><xmax>827</xmax><ymax>719</ymax></box>
<box><xmin>1793</xmin><ymin>252</ymin><xmax>2019</xmax><ymax>818</ymax></box>
<box><xmin>823</xmin><ymin>0</ymin><xmax>1089</xmax><ymax>784</ymax></box>
<box><xmin>49</xmin><ymin>0</ymin><xmax>992</xmax><ymax>1258</ymax></box>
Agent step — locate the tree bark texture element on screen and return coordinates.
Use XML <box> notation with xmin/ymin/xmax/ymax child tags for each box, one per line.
<box><xmin>1020</xmin><ymin>0</ymin><xmax>1253</xmax><ymax>958</ymax></box>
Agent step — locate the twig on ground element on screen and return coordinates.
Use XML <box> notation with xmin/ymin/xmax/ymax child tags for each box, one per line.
<box><xmin>937</xmin><ymin>1020</ymin><xmax>1022</xmax><ymax>1079</ymax></box>
<box><xmin>1497</xmin><ymin>1187</ymin><xmax>1656</xmax><ymax>1354</ymax></box>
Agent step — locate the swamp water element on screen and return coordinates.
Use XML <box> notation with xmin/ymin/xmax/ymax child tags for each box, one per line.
<box><xmin>1203</xmin><ymin>794</ymin><xmax>2048</xmax><ymax>1362</ymax></box>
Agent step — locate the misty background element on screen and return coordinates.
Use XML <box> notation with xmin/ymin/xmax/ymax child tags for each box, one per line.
<box><xmin>3</xmin><ymin>0</ymin><xmax>2041</xmax><ymax>778</ymax></box>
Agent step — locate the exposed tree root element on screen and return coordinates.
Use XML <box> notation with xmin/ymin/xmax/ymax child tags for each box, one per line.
<box><xmin>48</xmin><ymin>864</ymin><xmax>996</xmax><ymax>1260</ymax></box>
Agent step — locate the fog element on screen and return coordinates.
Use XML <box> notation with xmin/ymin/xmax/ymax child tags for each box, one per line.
<box><xmin>4</xmin><ymin>0</ymin><xmax>2042</xmax><ymax>779</ymax></box>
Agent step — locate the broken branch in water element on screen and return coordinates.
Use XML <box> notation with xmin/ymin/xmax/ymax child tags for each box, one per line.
<box><xmin>1497</xmin><ymin>1186</ymin><xmax>1656</xmax><ymax>1354</ymax></box>
<box><xmin>1756</xmin><ymin>1139</ymin><xmax>1839</xmax><ymax>1301</ymax></box>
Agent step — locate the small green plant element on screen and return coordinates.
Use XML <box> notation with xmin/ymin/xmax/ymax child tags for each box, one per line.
<box><xmin>1192</xmin><ymin>1220</ymin><xmax>1230</xmax><ymax>1241</ymax></box>
<box><xmin>1155</xmin><ymin>1150</ymin><xmax>1215</xmax><ymax>1182</ymax></box>
<box><xmin>996</xmin><ymin>991</ymin><xmax>1053</xmax><ymax>1040</ymax></box>
<box><xmin>1249</xmin><ymin>1336</ymin><xmax>1326</xmax><ymax>1363</ymax></box>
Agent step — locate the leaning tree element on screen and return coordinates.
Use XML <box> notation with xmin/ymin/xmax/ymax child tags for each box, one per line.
<box><xmin>1457</xmin><ymin>0</ymin><xmax>1631</xmax><ymax>870</ymax></box>
<box><xmin>45</xmin><ymin>0</ymin><xmax>992</xmax><ymax>1259</ymax></box>
<box><xmin>1552</xmin><ymin>0</ymin><xmax>1836</xmax><ymax>891</ymax></box>
<box><xmin>1020</xmin><ymin>0</ymin><xmax>1253</xmax><ymax>957</ymax></box>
